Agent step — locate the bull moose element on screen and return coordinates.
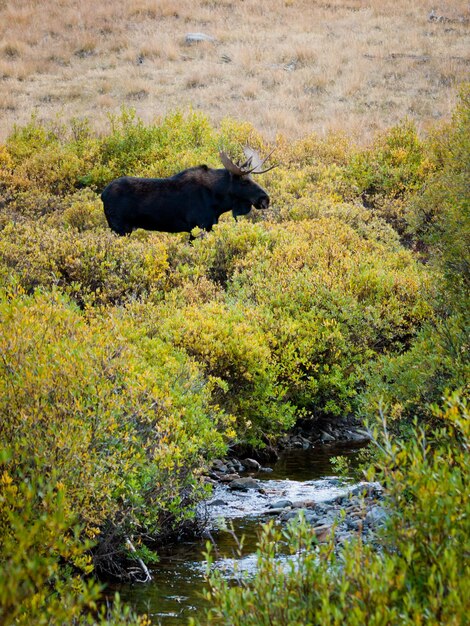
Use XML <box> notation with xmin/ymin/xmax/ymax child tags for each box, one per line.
<box><xmin>101</xmin><ymin>149</ymin><xmax>275</xmax><ymax>240</ymax></box>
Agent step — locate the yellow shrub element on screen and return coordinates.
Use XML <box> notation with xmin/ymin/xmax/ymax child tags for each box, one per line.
<box><xmin>62</xmin><ymin>188</ymin><xmax>107</xmax><ymax>231</ymax></box>
<box><xmin>0</xmin><ymin>222</ymin><xmax>169</xmax><ymax>305</ymax></box>
<box><xmin>0</xmin><ymin>288</ymin><xmax>227</xmax><ymax>546</ymax></box>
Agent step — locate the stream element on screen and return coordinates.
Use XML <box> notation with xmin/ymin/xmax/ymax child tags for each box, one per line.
<box><xmin>113</xmin><ymin>443</ymin><xmax>369</xmax><ymax>625</ymax></box>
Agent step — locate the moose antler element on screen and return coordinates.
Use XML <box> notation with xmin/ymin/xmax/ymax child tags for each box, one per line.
<box><xmin>220</xmin><ymin>147</ymin><xmax>277</xmax><ymax>176</ymax></box>
<box><xmin>242</xmin><ymin>147</ymin><xmax>277</xmax><ymax>175</ymax></box>
<box><xmin>219</xmin><ymin>151</ymin><xmax>247</xmax><ymax>176</ymax></box>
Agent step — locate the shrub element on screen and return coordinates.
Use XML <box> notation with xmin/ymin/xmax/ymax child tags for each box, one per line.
<box><xmin>228</xmin><ymin>218</ymin><xmax>432</xmax><ymax>419</ymax></box>
<box><xmin>127</xmin><ymin>297</ymin><xmax>295</xmax><ymax>446</ymax></box>
<box><xmin>406</xmin><ymin>86</ymin><xmax>470</xmax><ymax>296</ymax></box>
<box><xmin>360</xmin><ymin>313</ymin><xmax>469</xmax><ymax>424</ymax></box>
<box><xmin>343</xmin><ymin>121</ymin><xmax>434</xmax><ymax>236</ymax></box>
<box><xmin>0</xmin><ymin>289</ymin><xmax>226</xmax><ymax>576</ymax></box>
<box><xmin>5</xmin><ymin>117</ymin><xmax>99</xmax><ymax>195</ymax></box>
<box><xmin>361</xmin><ymin>88</ymin><xmax>470</xmax><ymax>425</ymax></box>
<box><xmin>0</xmin><ymin>455</ymin><xmax>148</xmax><ymax>626</ymax></box>
<box><xmin>0</xmin><ymin>222</ymin><xmax>170</xmax><ymax>306</ymax></box>
<box><xmin>78</xmin><ymin>109</ymin><xmax>264</xmax><ymax>190</ymax></box>
<box><xmin>62</xmin><ymin>188</ymin><xmax>108</xmax><ymax>231</ymax></box>
<box><xmin>345</xmin><ymin>120</ymin><xmax>430</xmax><ymax>199</ymax></box>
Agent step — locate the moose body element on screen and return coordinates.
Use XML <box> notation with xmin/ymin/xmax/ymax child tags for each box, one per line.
<box><xmin>102</xmin><ymin>151</ymin><xmax>273</xmax><ymax>240</ymax></box>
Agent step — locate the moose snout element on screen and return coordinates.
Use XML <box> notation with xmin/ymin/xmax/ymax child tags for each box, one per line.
<box><xmin>255</xmin><ymin>194</ymin><xmax>270</xmax><ymax>210</ymax></box>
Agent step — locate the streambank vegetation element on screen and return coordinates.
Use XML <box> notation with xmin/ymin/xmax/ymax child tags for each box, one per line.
<box><xmin>0</xmin><ymin>89</ymin><xmax>468</xmax><ymax>623</ymax></box>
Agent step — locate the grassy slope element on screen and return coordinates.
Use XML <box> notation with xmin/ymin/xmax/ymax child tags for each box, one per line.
<box><xmin>0</xmin><ymin>0</ymin><xmax>469</xmax><ymax>141</ymax></box>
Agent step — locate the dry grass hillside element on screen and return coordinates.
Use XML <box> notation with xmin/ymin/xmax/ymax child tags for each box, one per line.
<box><xmin>0</xmin><ymin>0</ymin><xmax>469</xmax><ymax>141</ymax></box>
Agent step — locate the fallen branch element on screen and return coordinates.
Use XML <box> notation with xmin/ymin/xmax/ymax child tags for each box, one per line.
<box><xmin>125</xmin><ymin>537</ymin><xmax>152</xmax><ymax>583</ymax></box>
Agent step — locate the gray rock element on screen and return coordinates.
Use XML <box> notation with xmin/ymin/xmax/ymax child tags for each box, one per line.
<box><xmin>346</xmin><ymin>519</ymin><xmax>362</xmax><ymax>531</ymax></box>
<box><xmin>313</xmin><ymin>504</ymin><xmax>330</xmax><ymax>514</ymax></box>
<box><xmin>349</xmin><ymin>482</ymin><xmax>383</xmax><ymax>498</ymax></box>
<box><xmin>292</xmin><ymin>499</ymin><xmax>315</xmax><ymax>509</ymax></box>
<box><xmin>185</xmin><ymin>32</ymin><xmax>216</xmax><ymax>45</ymax></box>
<box><xmin>297</xmin><ymin>435</ymin><xmax>311</xmax><ymax>449</ymax></box>
<box><xmin>243</xmin><ymin>458</ymin><xmax>261</xmax><ymax>471</ymax></box>
<box><xmin>280</xmin><ymin>509</ymin><xmax>303</xmax><ymax>521</ymax></box>
<box><xmin>212</xmin><ymin>459</ymin><xmax>228</xmax><ymax>473</ymax></box>
<box><xmin>324</xmin><ymin>478</ymin><xmax>342</xmax><ymax>487</ymax></box>
<box><xmin>229</xmin><ymin>477</ymin><xmax>261</xmax><ymax>492</ymax></box>
<box><xmin>219</xmin><ymin>473</ymin><xmax>240</xmax><ymax>483</ymax></box>
<box><xmin>259</xmin><ymin>466</ymin><xmax>273</xmax><ymax>473</ymax></box>
<box><xmin>302</xmin><ymin>510</ymin><xmax>320</xmax><ymax>524</ymax></box>
<box><xmin>320</xmin><ymin>431</ymin><xmax>335</xmax><ymax>443</ymax></box>
<box><xmin>264</xmin><ymin>508</ymin><xmax>286</xmax><ymax>515</ymax></box>
<box><xmin>320</xmin><ymin>493</ymin><xmax>346</xmax><ymax>506</ymax></box>
<box><xmin>230</xmin><ymin>459</ymin><xmax>245</xmax><ymax>473</ymax></box>
<box><xmin>269</xmin><ymin>499</ymin><xmax>292</xmax><ymax>510</ymax></box>
<box><xmin>278</xmin><ymin>509</ymin><xmax>318</xmax><ymax>524</ymax></box>
<box><xmin>208</xmin><ymin>499</ymin><xmax>228</xmax><ymax>507</ymax></box>
<box><xmin>320</xmin><ymin>507</ymin><xmax>344</xmax><ymax>522</ymax></box>
<box><xmin>208</xmin><ymin>471</ymin><xmax>223</xmax><ymax>481</ymax></box>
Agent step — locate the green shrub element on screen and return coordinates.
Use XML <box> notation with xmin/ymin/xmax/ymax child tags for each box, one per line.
<box><xmin>0</xmin><ymin>289</ymin><xmax>226</xmax><ymax>570</ymax></box>
<box><xmin>345</xmin><ymin>120</ymin><xmax>431</xmax><ymax>199</ymax></box>
<box><xmin>5</xmin><ymin>117</ymin><xmax>99</xmax><ymax>195</ymax></box>
<box><xmin>406</xmin><ymin>86</ymin><xmax>470</xmax><ymax>295</ymax></box>
<box><xmin>77</xmin><ymin>109</ymin><xmax>267</xmax><ymax>190</ymax></box>
<box><xmin>362</xmin><ymin>89</ymin><xmax>470</xmax><ymax>425</ymax></box>
<box><xmin>343</xmin><ymin>121</ymin><xmax>434</xmax><ymax>236</ymax></box>
<box><xmin>62</xmin><ymin>188</ymin><xmax>108</xmax><ymax>231</ymax></box>
<box><xmin>125</xmin><ymin>296</ymin><xmax>294</xmax><ymax>446</ymax></box>
<box><xmin>360</xmin><ymin>313</ymin><xmax>469</xmax><ymax>424</ymax></box>
<box><xmin>196</xmin><ymin>394</ymin><xmax>470</xmax><ymax>625</ymax></box>
<box><xmin>0</xmin><ymin>455</ymin><xmax>148</xmax><ymax>626</ymax></box>
<box><xmin>228</xmin><ymin>218</ymin><xmax>432</xmax><ymax>419</ymax></box>
<box><xmin>133</xmin><ymin>216</ymin><xmax>431</xmax><ymax>431</ymax></box>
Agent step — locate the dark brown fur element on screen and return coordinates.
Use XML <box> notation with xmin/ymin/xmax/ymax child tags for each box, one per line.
<box><xmin>101</xmin><ymin>165</ymin><xmax>269</xmax><ymax>239</ymax></box>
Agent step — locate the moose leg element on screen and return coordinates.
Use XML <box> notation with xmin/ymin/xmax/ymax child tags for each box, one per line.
<box><xmin>113</xmin><ymin>223</ymin><xmax>133</xmax><ymax>236</ymax></box>
<box><xmin>104</xmin><ymin>210</ymin><xmax>133</xmax><ymax>236</ymax></box>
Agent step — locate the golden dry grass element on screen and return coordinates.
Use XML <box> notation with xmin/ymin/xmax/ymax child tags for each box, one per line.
<box><xmin>0</xmin><ymin>0</ymin><xmax>468</xmax><ymax>140</ymax></box>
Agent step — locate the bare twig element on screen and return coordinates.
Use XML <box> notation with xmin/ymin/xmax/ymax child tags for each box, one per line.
<box><xmin>125</xmin><ymin>537</ymin><xmax>152</xmax><ymax>583</ymax></box>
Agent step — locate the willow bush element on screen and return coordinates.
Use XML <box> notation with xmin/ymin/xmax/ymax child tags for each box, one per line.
<box><xmin>0</xmin><ymin>287</ymin><xmax>227</xmax><ymax>621</ymax></box>
<box><xmin>361</xmin><ymin>87</ymin><xmax>470</xmax><ymax>426</ymax></box>
<box><xmin>0</xmin><ymin>456</ymin><xmax>149</xmax><ymax>626</ymax></box>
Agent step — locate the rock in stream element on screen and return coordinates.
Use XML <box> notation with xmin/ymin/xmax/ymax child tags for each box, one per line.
<box><xmin>201</xmin><ymin>467</ymin><xmax>385</xmax><ymax>547</ymax></box>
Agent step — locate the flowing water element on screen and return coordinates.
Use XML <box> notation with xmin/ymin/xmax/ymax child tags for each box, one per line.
<box><xmin>113</xmin><ymin>443</ymin><xmax>367</xmax><ymax>625</ymax></box>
